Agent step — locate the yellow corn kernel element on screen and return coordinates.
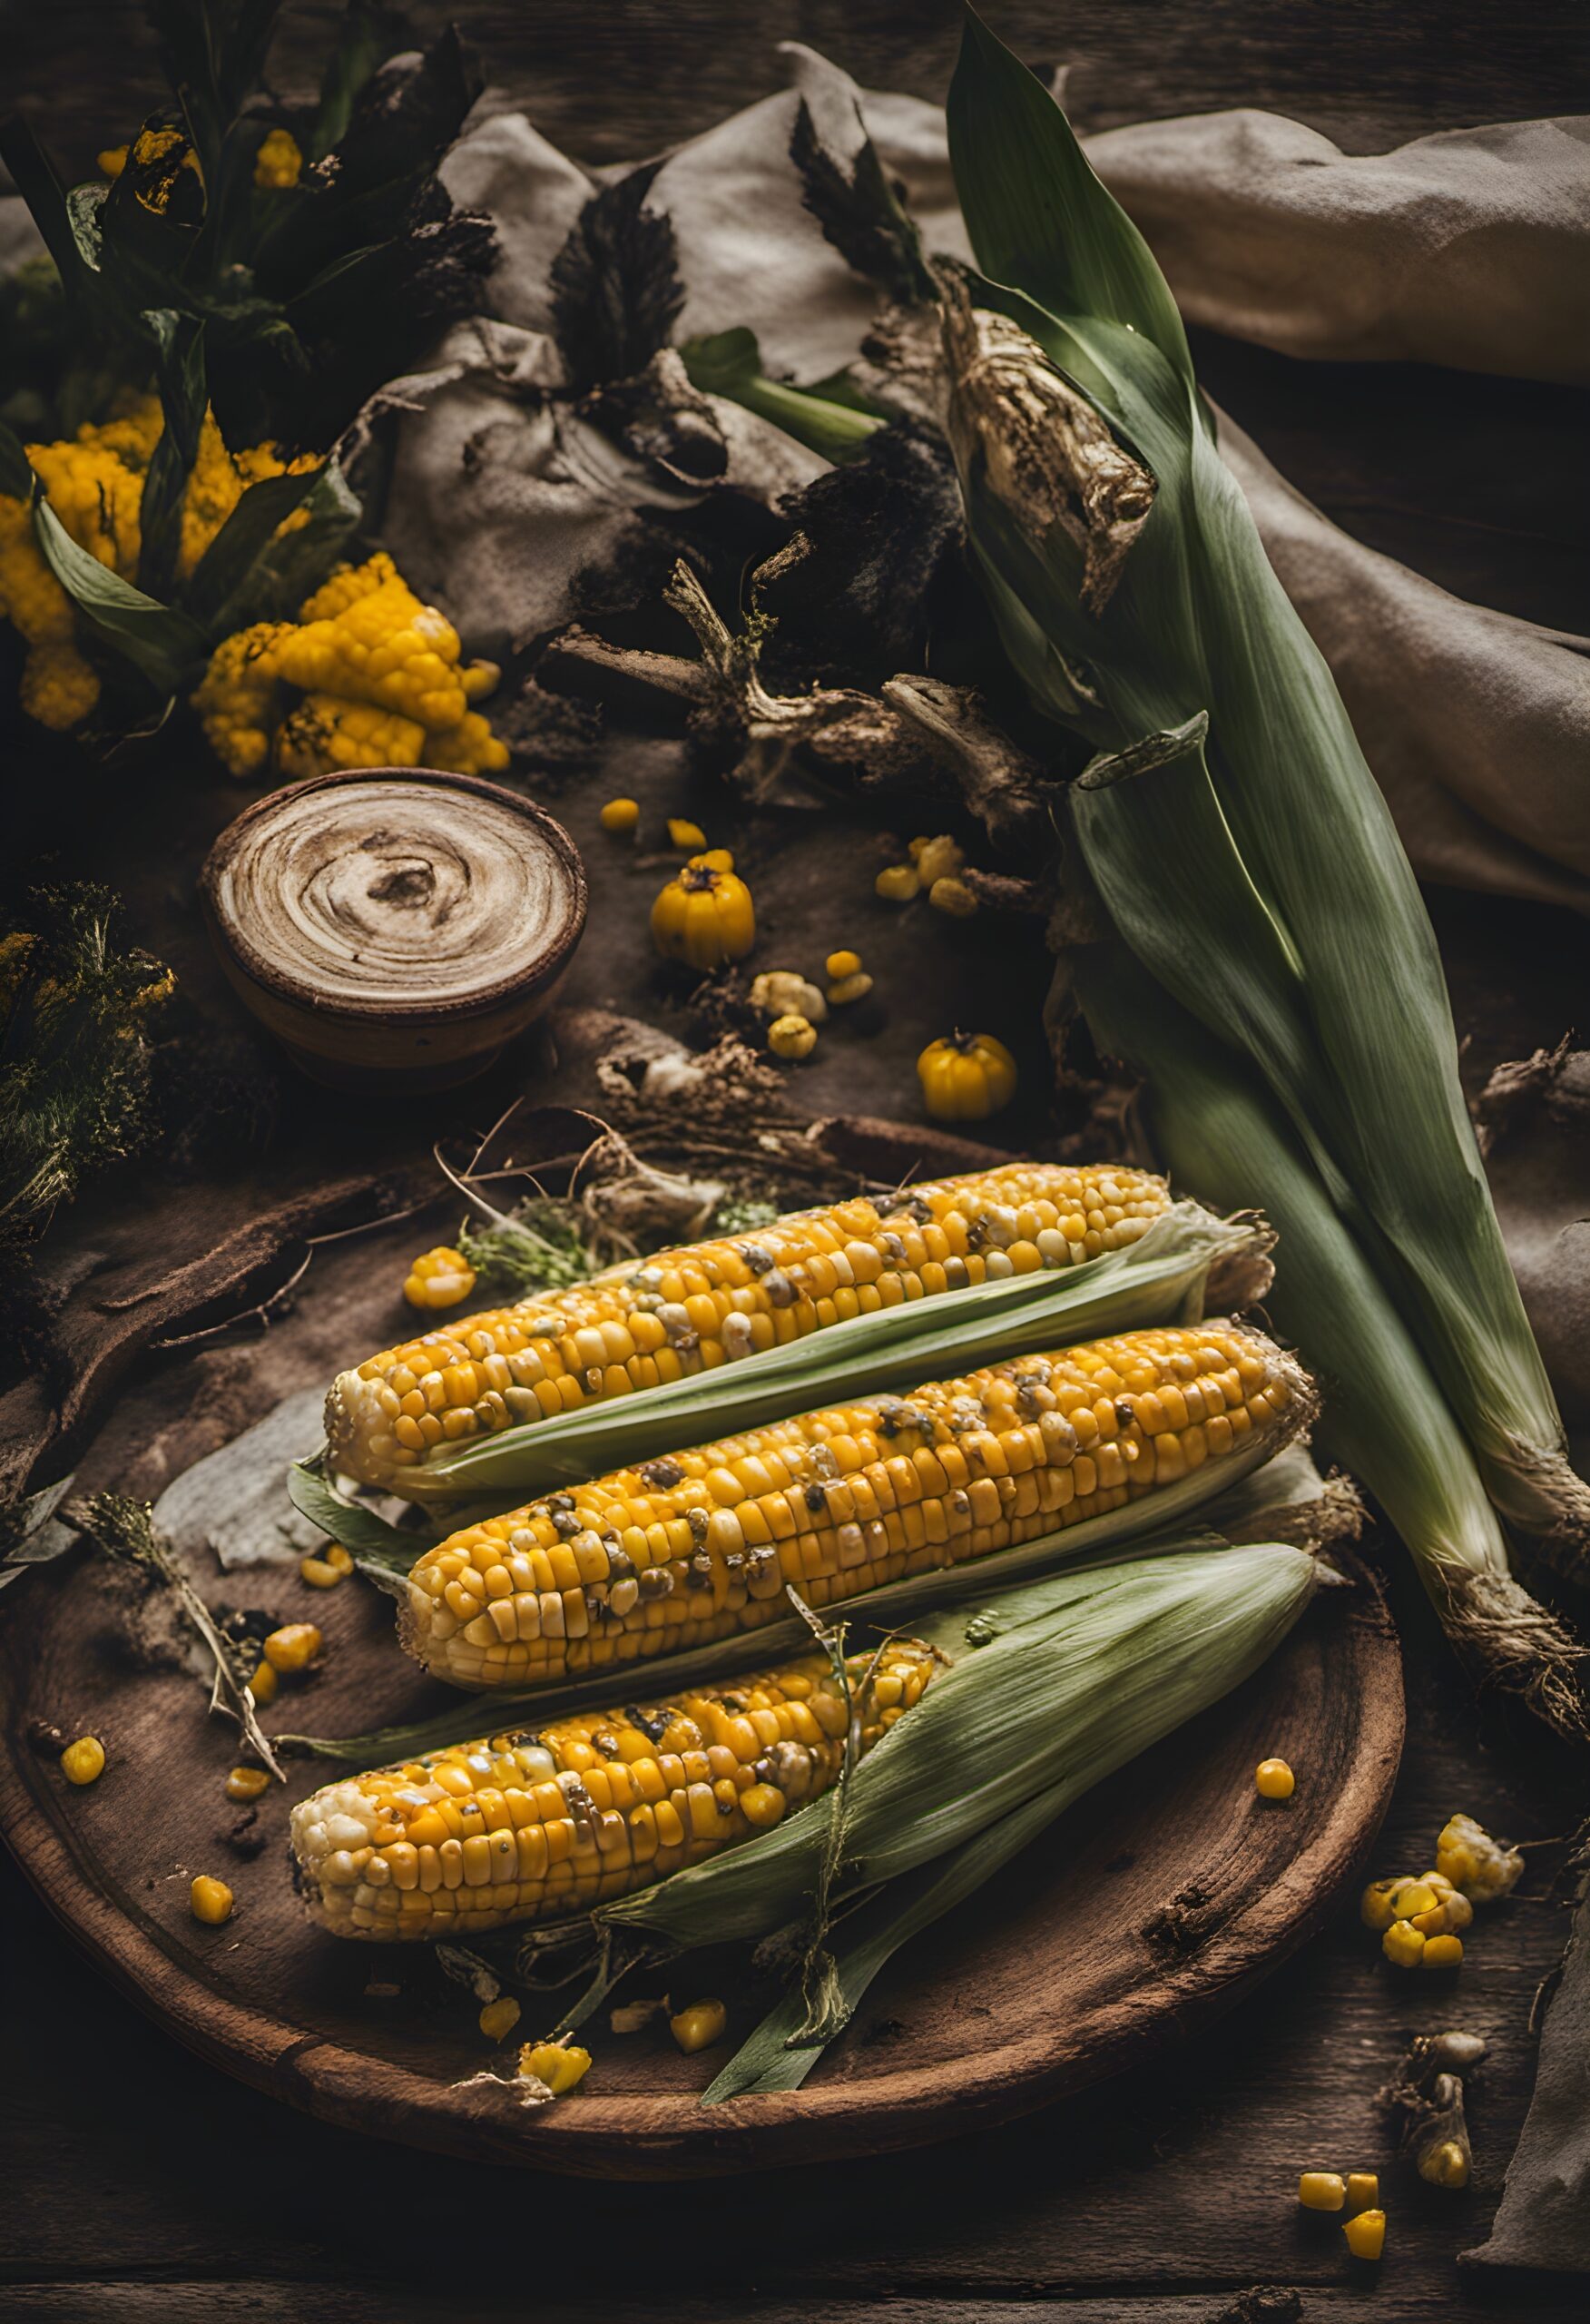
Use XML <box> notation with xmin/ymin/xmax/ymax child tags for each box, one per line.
<box><xmin>1343</xmin><ymin>2209</ymin><xmax>1386</xmax><ymax>2260</ymax></box>
<box><xmin>262</xmin><ymin>1621</ymin><xmax>322</xmax><ymax>1673</ymax></box>
<box><xmin>1344</xmin><ymin>2172</ymin><xmax>1379</xmax><ymax>2212</ymax></box>
<box><xmin>519</xmin><ymin>2040</ymin><xmax>591</xmax><ymax>2095</ymax></box>
<box><xmin>875</xmin><ymin>862</ymin><xmax>919</xmax><ymax>902</ymax></box>
<box><xmin>1255</xmin><ymin>1758</ymin><xmax>1294</xmax><ymax>1799</ymax></box>
<box><xmin>1418</xmin><ymin>2138</ymin><xmax>1469</xmax><ymax>2188</ymax></box>
<box><xmin>247</xmin><ymin>1659</ymin><xmax>278</xmax><ymax>1705</ymax></box>
<box><xmin>225</xmin><ymin>1767</ymin><xmax>270</xmax><ymax>1802</ymax></box>
<box><xmin>191</xmin><ymin>1876</ymin><xmax>234</xmax><ymax>1925</ymax></box>
<box><xmin>826</xmin><ymin>950</ymin><xmax>862</xmax><ymax>980</ymax></box>
<box><xmin>827</xmin><ymin>970</ymin><xmax>873</xmax><ymax>1006</ymax></box>
<box><xmin>1359</xmin><ymin>1877</ymin><xmax>1403</xmax><ymax>1933</ymax></box>
<box><xmin>671</xmin><ymin>1998</ymin><xmax>727</xmax><ymax>2053</ymax></box>
<box><xmin>479</xmin><ymin>1996</ymin><xmax>521</xmax><ymax>2041</ymax></box>
<box><xmin>324</xmin><ymin>1543</ymin><xmax>355</xmax><ymax>1575</ymax></box>
<box><xmin>404</xmin><ymin>1246</ymin><xmax>477</xmax><ymax>1311</ymax></box>
<box><xmin>914</xmin><ymin>834</ymin><xmax>964</xmax><ymax>886</ymax></box>
<box><xmin>739</xmin><ymin>1782</ymin><xmax>786</xmax><ymax>1828</ymax></box>
<box><xmin>61</xmin><ymin>1737</ymin><xmax>106</xmax><ymax>1787</ymax></box>
<box><xmin>299</xmin><ymin>1554</ymin><xmax>347</xmax><ymax>1590</ymax></box>
<box><xmin>1381</xmin><ymin>1919</ymin><xmax>1426</xmax><ymax>1968</ymax></box>
<box><xmin>1420</xmin><ymin>1933</ymin><xmax>1464</xmax><ymax>1969</ymax></box>
<box><xmin>699</xmin><ymin>848</ymin><xmax>734</xmax><ymax>872</ymax></box>
<box><xmin>1297</xmin><ymin>2171</ymin><xmax>1346</xmax><ymax>2212</ymax></box>
<box><xmin>1435</xmin><ymin>1812</ymin><xmax>1523</xmax><ymax>1902</ymax></box>
<box><xmin>600</xmin><ymin>797</ymin><xmax>639</xmax><ymax>833</ymax></box>
<box><xmin>768</xmin><ymin>1013</ymin><xmax>817</xmax><ymax>1060</ymax></box>
<box><xmin>928</xmin><ymin>874</ymin><xmax>977</xmax><ymax>918</ymax></box>
<box><xmin>1389</xmin><ymin>1880</ymin><xmax>1438</xmax><ymax>1920</ymax></box>
<box><xmin>668</xmin><ymin>818</ymin><xmax>707</xmax><ymax>851</ymax></box>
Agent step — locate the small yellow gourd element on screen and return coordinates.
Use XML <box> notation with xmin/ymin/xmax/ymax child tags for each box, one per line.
<box><xmin>652</xmin><ymin>855</ymin><xmax>756</xmax><ymax>970</ymax></box>
<box><xmin>917</xmin><ymin>1030</ymin><xmax>1017</xmax><ymax>1122</ymax></box>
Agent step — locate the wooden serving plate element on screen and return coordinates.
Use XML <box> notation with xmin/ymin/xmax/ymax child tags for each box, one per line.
<box><xmin>0</xmin><ymin>1115</ymin><xmax>1404</xmax><ymax>2180</ymax></box>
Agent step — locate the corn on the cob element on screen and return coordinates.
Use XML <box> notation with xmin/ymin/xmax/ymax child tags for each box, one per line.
<box><xmin>290</xmin><ymin>1638</ymin><xmax>935</xmax><ymax>1939</ymax></box>
<box><xmin>402</xmin><ymin>1320</ymin><xmax>1300</xmax><ymax>1690</ymax></box>
<box><xmin>326</xmin><ymin>1164</ymin><xmax>1173</xmax><ymax>1495</ymax></box>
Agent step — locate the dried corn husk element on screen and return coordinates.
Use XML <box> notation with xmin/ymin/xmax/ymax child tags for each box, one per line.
<box><xmin>940</xmin><ymin>15</ymin><xmax>1589</xmax><ymax>1570</ymax></box>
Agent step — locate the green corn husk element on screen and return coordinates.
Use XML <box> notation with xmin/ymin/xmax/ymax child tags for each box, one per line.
<box><xmin>593</xmin><ymin>1539</ymin><xmax>1321</xmax><ymax>2093</ymax></box>
<box><xmin>392</xmin><ymin>1199</ymin><xmax>1267</xmax><ymax>1500</ymax></box>
<box><xmin>280</xmin><ymin>1378</ymin><xmax>1316</xmax><ymax>1761</ymax></box>
<box><xmin>941</xmin><ymin>9</ymin><xmax>1588</xmax><ymax>1564</ymax></box>
<box><xmin>1067</xmin><ymin>938</ymin><xmax>1588</xmax><ymax>1739</ymax></box>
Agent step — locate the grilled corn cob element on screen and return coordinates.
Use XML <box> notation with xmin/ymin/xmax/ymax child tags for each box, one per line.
<box><xmin>290</xmin><ymin>1639</ymin><xmax>935</xmax><ymax>1938</ymax></box>
<box><xmin>327</xmin><ymin>1164</ymin><xmax>1173</xmax><ymax>1495</ymax></box>
<box><xmin>403</xmin><ymin>1321</ymin><xmax>1301</xmax><ymax>1690</ymax></box>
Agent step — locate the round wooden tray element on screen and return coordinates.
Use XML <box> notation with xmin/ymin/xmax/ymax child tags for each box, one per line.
<box><xmin>0</xmin><ymin>1115</ymin><xmax>1403</xmax><ymax>2179</ymax></box>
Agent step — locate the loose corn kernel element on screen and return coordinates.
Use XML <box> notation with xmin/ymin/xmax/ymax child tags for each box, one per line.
<box><xmin>768</xmin><ymin>1013</ymin><xmax>818</xmax><ymax>1060</ymax></box>
<box><xmin>1359</xmin><ymin>1876</ymin><xmax>1402</xmax><ymax>1933</ymax></box>
<box><xmin>827</xmin><ymin>970</ymin><xmax>873</xmax><ymax>1006</ymax></box>
<box><xmin>1381</xmin><ymin>1919</ymin><xmax>1426</xmax><ymax>1968</ymax></box>
<box><xmin>1420</xmin><ymin>1933</ymin><xmax>1465</xmax><ymax>1969</ymax></box>
<box><xmin>225</xmin><ymin>1766</ymin><xmax>270</xmax><ymax>1802</ymax></box>
<box><xmin>324</xmin><ymin>1543</ymin><xmax>354</xmax><ymax>1575</ymax></box>
<box><xmin>668</xmin><ymin>818</ymin><xmax>707</xmax><ymax>851</ymax></box>
<box><xmin>1255</xmin><ymin>1758</ymin><xmax>1294</xmax><ymax>1800</ymax></box>
<box><xmin>478</xmin><ymin>1996</ymin><xmax>521</xmax><ymax>2041</ymax></box>
<box><xmin>1418</xmin><ymin>2138</ymin><xmax>1469</xmax><ymax>2188</ymax></box>
<box><xmin>599</xmin><ymin>797</ymin><xmax>640</xmax><ymax>833</ymax></box>
<box><xmin>404</xmin><ymin>1246</ymin><xmax>477</xmax><ymax>1311</ymax></box>
<box><xmin>1345</xmin><ymin>2172</ymin><xmax>1379</xmax><ymax>2212</ymax></box>
<box><xmin>699</xmin><ymin>848</ymin><xmax>735</xmax><ymax>872</ymax></box>
<box><xmin>751</xmin><ymin>969</ymin><xmax>827</xmax><ymax>1024</ymax></box>
<box><xmin>247</xmin><ymin>1659</ymin><xmax>278</xmax><ymax>1705</ymax></box>
<box><xmin>826</xmin><ymin>949</ymin><xmax>862</xmax><ymax>980</ymax></box>
<box><xmin>1389</xmin><ymin>1881</ymin><xmax>1438</xmax><ymax>1920</ymax></box>
<box><xmin>1435</xmin><ymin>1812</ymin><xmax>1523</xmax><ymax>1902</ymax></box>
<box><xmin>191</xmin><ymin>1876</ymin><xmax>234</xmax><ymax>1925</ymax></box>
<box><xmin>61</xmin><ymin>1736</ymin><xmax>106</xmax><ymax>1787</ymax></box>
<box><xmin>928</xmin><ymin>874</ymin><xmax>977</xmax><ymax>918</ymax></box>
<box><xmin>875</xmin><ymin>862</ymin><xmax>919</xmax><ymax>902</ymax></box>
<box><xmin>671</xmin><ymin>1998</ymin><xmax>727</xmax><ymax>2053</ymax></box>
<box><xmin>1298</xmin><ymin>2171</ymin><xmax>1346</xmax><ymax>2212</ymax></box>
<box><xmin>262</xmin><ymin>1622</ymin><xmax>322</xmax><ymax>1673</ymax></box>
<box><xmin>299</xmin><ymin>1554</ymin><xmax>347</xmax><ymax>1590</ymax></box>
<box><xmin>913</xmin><ymin>834</ymin><xmax>964</xmax><ymax>886</ymax></box>
<box><xmin>519</xmin><ymin>2040</ymin><xmax>591</xmax><ymax>2095</ymax></box>
<box><xmin>1343</xmin><ymin>2209</ymin><xmax>1386</xmax><ymax>2260</ymax></box>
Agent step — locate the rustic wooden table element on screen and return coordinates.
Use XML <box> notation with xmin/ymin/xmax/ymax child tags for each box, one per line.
<box><xmin>5</xmin><ymin>4</ymin><xmax>1590</xmax><ymax>2319</ymax></box>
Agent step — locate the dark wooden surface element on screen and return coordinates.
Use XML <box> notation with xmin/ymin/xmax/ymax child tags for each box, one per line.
<box><xmin>5</xmin><ymin>2</ymin><xmax>1590</xmax><ymax>2318</ymax></box>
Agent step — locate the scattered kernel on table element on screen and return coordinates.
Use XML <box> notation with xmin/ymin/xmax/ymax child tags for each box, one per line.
<box><xmin>826</xmin><ymin>949</ymin><xmax>862</xmax><ymax>980</ymax></box>
<box><xmin>699</xmin><ymin>847</ymin><xmax>735</xmax><ymax>872</ymax></box>
<box><xmin>519</xmin><ymin>2040</ymin><xmax>591</xmax><ymax>2095</ymax></box>
<box><xmin>751</xmin><ymin>969</ymin><xmax>827</xmax><ymax>1023</ymax></box>
<box><xmin>1381</xmin><ymin>1919</ymin><xmax>1426</xmax><ymax>1968</ymax></box>
<box><xmin>225</xmin><ymin>1767</ymin><xmax>270</xmax><ymax>1803</ymax></box>
<box><xmin>1359</xmin><ymin>1876</ymin><xmax>1402</xmax><ymax>1932</ymax></box>
<box><xmin>768</xmin><ymin>1012</ymin><xmax>818</xmax><ymax>1060</ymax></box>
<box><xmin>1297</xmin><ymin>2171</ymin><xmax>1346</xmax><ymax>2212</ymax></box>
<box><xmin>191</xmin><ymin>1876</ymin><xmax>234</xmax><ymax>1925</ymax></box>
<box><xmin>1418</xmin><ymin>2138</ymin><xmax>1469</xmax><ymax>2188</ymax></box>
<box><xmin>912</xmin><ymin>834</ymin><xmax>964</xmax><ymax>885</ymax></box>
<box><xmin>668</xmin><ymin>817</ymin><xmax>707</xmax><ymax>851</ymax></box>
<box><xmin>599</xmin><ymin>796</ymin><xmax>639</xmax><ymax>833</ymax></box>
<box><xmin>300</xmin><ymin>1541</ymin><xmax>354</xmax><ymax>1590</ymax></box>
<box><xmin>875</xmin><ymin>862</ymin><xmax>919</xmax><ymax>902</ymax></box>
<box><xmin>1436</xmin><ymin>1811</ymin><xmax>1523</xmax><ymax>1901</ymax></box>
<box><xmin>1390</xmin><ymin>1880</ymin><xmax>1438</xmax><ymax>1920</ymax></box>
<box><xmin>247</xmin><ymin>1659</ymin><xmax>278</xmax><ymax>1705</ymax></box>
<box><xmin>478</xmin><ymin>1996</ymin><xmax>521</xmax><ymax>2042</ymax></box>
<box><xmin>404</xmin><ymin>1246</ymin><xmax>477</xmax><ymax>1311</ymax></box>
<box><xmin>1255</xmin><ymin>1758</ymin><xmax>1295</xmax><ymax>1799</ymax></box>
<box><xmin>1420</xmin><ymin>1933</ymin><xmax>1465</xmax><ymax>1969</ymax></box>
<box><xmin>262</xmin><ymin>1621</ymin><xmax>322</xmax><ymax>1674</ymax></box>
<box><xmin>928</xmin><ymin>874</ymin><xmax>978</xmax><ymax>918</ymax></box>
<box><xmin>827</xmin><ymin>970</ymin><xmax>873</xmax><ymax>1006</ymax></box>
<box><xmin>1345</xmin><ymin>2172</ymin><xmax>1379</xmax><ymax>2212</ymax></box>
<box><xmin>60</xmin><ymin>1736</ymin><xmax>105</xmax><ymax>1787</ymax></box>
<box><xmin>671</xmin><ymin>1998</ymin><xmax>727</xmax><ymax>2053</ymax></box>
<box><xmin>1343</xmin><ymin>2209</ymin><xmax>1386</xmax><ymax>2260</ymax></box>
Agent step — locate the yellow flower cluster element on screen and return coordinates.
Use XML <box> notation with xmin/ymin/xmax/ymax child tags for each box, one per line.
<box><xmin>0</xmin><ymin>399</ymin><xmax>315</xmax><ymax>732</ymax></box>
<box><xmin>192</xmin><ymin>553</ymin><xmax>509</xmax><ymax>781</ymax></box>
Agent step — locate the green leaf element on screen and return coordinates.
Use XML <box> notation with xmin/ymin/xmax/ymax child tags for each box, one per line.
<box><xmin>179</xmin><ymin>459</ymin><xmax>326</xmax><ymax>633</ymax></box>
<box><xmin>680</xmin><ymin>329</ymin><xmax>884</xmax><ymax>465</ymax></box>
<box><xmin>0</xmin><ymin>419</ymin><xmax>33</xmax><ymax>500</ymax></box>
<box><xmin>65</xmin><ymin>182</ymin><xmax>107</xmax><ymax>271</ymax></box>
<box><xmin>312</xmin><ymin>0</ymin><xmax>398</xmax><ymax>162</ymax></box>
<box><xmin>32</xmin><ymin>493</ymin><xmax>204</xmax><ymax>694</ymax></box>
<box><xmin>285</xmin><ymin>1457</ymin><xmax>417</xmax><ymax>1579</ymax></box>
<box><xmin>223</xmin><ymin>457</ymin><xmax>360</xmax><ymax>620</ymax></box>
<box><xmin>137</xmin><ymin>307</ymin><xmax>208</xmax><ymax>600</ymax></box>
<box><xmin>947</xmin><ymin>6</ymin><xmax>1192</xmax><ymax>387</ymax></box>
<box><xmin>0</xmin><ymin>116</ymin><xmax>98</xmax><ymax>304</ymax></box>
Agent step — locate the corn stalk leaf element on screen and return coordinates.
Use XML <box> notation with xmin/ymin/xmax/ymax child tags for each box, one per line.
<box><xmin>31</xmin><ymin>491</ymin><xmax>204</xmax><ymax>694</ymax></box>
<box><xmin>137</xmin><ymin>307</ymin><xmax>208</xmax><ymax>600</ymax></box>
<box><xmin>178</xmin><ymin>458</ymin><xmax>328</xmax><ymax>634</ymax></box>
<box><xmin>285</xmin><ymin>1456</ymin><xmax>418</xmax><ymax>1580</ymax></box>
<box><xmin>680</xmin><ymin>328</ymin><xmax>885</xmax><ymax>465</ymax></box>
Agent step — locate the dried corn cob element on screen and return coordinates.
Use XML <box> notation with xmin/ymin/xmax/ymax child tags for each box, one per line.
<box><xmin>403</xmin><ymin>1321</ymin><xmax>1302</xmax><ymax>1690</ymax></box>
<box><xmin>326</xmin><ymin>1164</ymin><xmax>1173</xmax><ymax>1496</ymax></box>
<box><xmin>290</xmin><ymin>1638</ymin><xmax>935</xmax><ymax>1938</ymax></box>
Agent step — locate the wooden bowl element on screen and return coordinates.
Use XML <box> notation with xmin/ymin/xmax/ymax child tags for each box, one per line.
<box><xmin>201</xmin><ymin>769</ymin><xmax>587</xmax><ymax>1091</ymax></box>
